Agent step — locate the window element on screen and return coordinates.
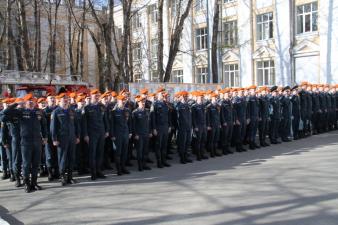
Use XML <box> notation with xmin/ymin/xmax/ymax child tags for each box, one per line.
<box><xmin>150</xmin><ymin>70</ymin><xmax>159</xmax><ymax>82</ymax></box>
<box><xmin>256</xmin><ymin>60</ymin><xmax>275</xmax><ymax>86</ymax></box>
<box><xmin>134</xmin><ymin>73</ymin><xmax>143</xmax><ymax>83</ymax></box>
<box><xmin>196</xmin><ymin>0</ymin><xmax>206</xmax><ymax>11</ymax></box>
<box><xmin>196</xmin><ymin>67</ymin><xmax>208</xmax><ymax>83</ymax></box>
<box><xmin>256</xmin><ymin>12</ymin><xmax>273</xmax><ymax>40</ymax></box>
<box><xmin>224</xmin><ymin>20</ymin><xmax>237</xmax><ymax>47</ymax></box>
<box><xmin>224</xmin><ymin>0</ymin><xmax>236</xmax><ymax>3</ymax></box>
<box><xmin>133</xmin><ymin>43</ymin><xmax>142</xmax><ymax>61</ymax></box>
<box><xmin>196</xmin><ymin>27</ymin><xmax>208</xmax><ymax>50</ymax></box>
<box><xmin>149</xmin><ymin>4</ymin><xmax>158</xmax><ymax>24</ymax></box>
<box><xmin>172</xmin><ymin>70</ymin><xmax>184</xmax><ymax>83</ymax></box>
<box><xmin>224</xmin><ymin>64</ymin><xmax>239</xmax><ymax>87</ymax></box>
<box><xmin>132</xmin><ymin>12</ymin><xmax>141</xmax><ymax>29</ymax></box>
<box><xmin>151</xmin><ymin>39</ymin><xmax>158</xmax><ymax>61</ymax></box>
<box><xmin>296</xmin><ymin>2</ymin><xmax>318</xmax><ymax>34</ymax></box>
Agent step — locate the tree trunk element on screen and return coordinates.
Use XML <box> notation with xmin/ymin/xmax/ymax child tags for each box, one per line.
<box><xmin>16</xmin><ymin>0</ymin><xmax>33</xmax><ymax>71</ymax></box>
<box><xmin>5</xmin><ymin>0</ymin><xmax>14</xmax><ymax>70</ymax></box>
<box><xmin>157</xmin><ymin>0</ymin><xmax>164</xmax><ymax>81</ymax></box>
<box><xmin>163</xmin><ymin>0</ymin><xmax>193</xmax><ymax>82</ymax></box>
<box><xmin>211</xmin><ymin>0</ymin><xmax>220</xmax><ymax>83</ymax></box>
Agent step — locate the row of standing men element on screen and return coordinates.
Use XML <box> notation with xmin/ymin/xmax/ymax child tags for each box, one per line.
<box><xmin>1</xmin><ymin>82</ymin><xmax>338</xmax><ymax>193</ymax></box>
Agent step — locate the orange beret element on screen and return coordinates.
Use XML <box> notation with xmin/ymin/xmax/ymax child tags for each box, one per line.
<box><xmin>76</xmin><ymin>96</ymin><xmax>85</xmax><ymax>103</ymax></box>
<box><xmin>248</xmin><ymin>85</ymin><xmax>257</xmax><ymax>90</ymax></box>
<box><xmin>116</xmin><ymin>95</ymin><xmax>126</xmax><ymax>101</ymax></box>
<box><xmin>69</xmin><ymin>92</ymin><xmax>77</xmax><ymax>98</ymax></box>
<box><xmin>37</xmin><ymin>98</ymin><xmax>46</xmax><ymax>103</ymax></box>
<box><xmin>148</xmin><ymin>93</ymin><xmax>156</xmax><ymax>97</ymax></box>
<box><xmin>23</xmin><ymin>93</ymin><xmax>34</xmax><ymax>101</ymax></box>
<box><xmin>210</xmin><ymin>93</ymin><xmax>218</xmax><ymax>98</ymax></box>
<box><xmin>156</xmin><ymin>87</ymin><xmax>166</xmax><ymax>93</ymax></box>
<box><xmin>56</xmin><ymin>93</ymin><xmax>67</xmax><ymax>99</ymax></box>
<box><xmin>111</xmin><ymin>91</ymin><xmax>117</xmax><ymax>97</ymax></box>
<box><xmin>140</xmin><ymin>89</ymin><xmax>148</xmax><ymax>95</ymax></box>
<box><xmin>14</xmin><ymin>98</ymin><xmax>23</xmax><ymax>103</ymax></box>
<box><xmin>90</xmin><ymin>89</ymin><xmax>100</xmax><ymax>95</ymax></box>
<box><xmin>301</xmin><ymin>81</ymin><xmax>308</xmax><ymax>86</ymax></box>
<box><xmin>181</xmin><ymin>91</ymin><xmax>189</xmax><ymax>96</ymax></box>
<box><xmin>135</xmin><ymin>96</ymin><xmax>145</xmax><ymax>102</ymax></box>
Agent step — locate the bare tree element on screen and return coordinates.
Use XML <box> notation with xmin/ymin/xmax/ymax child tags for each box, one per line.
<box><xmin>211</xmin><ymin>0</ymin><xmax>220</xmax><ymax>83</ymax></box>
<box><xmin>162</xmin><ymin>0</ymin><xmax>193</xmax><ymax>82</ymax></box>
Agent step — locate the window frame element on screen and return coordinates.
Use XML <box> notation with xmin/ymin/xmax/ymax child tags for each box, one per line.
<box><xmin>195</xmin><ymin>27</ymin><xmax>208</xmax><ymax>51</ymax></box>
<box><xmin>256</xmin><ymin>60</ymin><xmax>275</xmax><ymax>86</ymax></box>
<box><xmin>196</xmin><ymin>67</ymin><xmax>208</xmax><ymax>84</ymax></box>
<box><xmin>223</xmin><ymin>20</ymin><xmax>238</xmax><ymax>47</ymax></box>
<box><xmin>296</xmin><ymin>2</ymin><xmax>318</xmax><ymax>35</ymax></box>
<box><xmin>172</xmin><ymin>70</ymin><xmax>184</xmax><ymax>83</ymax></box>
<box><xmin>256</xmin><ymin>12</ymin><xmax>274</xmax><ymax>41</ymax></box>
<box><xmin>223</xmin><ymin>63</ymin><xmax>239</xmax><ymax>87</ymax></box>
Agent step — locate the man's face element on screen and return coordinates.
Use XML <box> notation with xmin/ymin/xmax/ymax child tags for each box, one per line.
<box><xmin>157</xmin><ymin>93</ymin><xmax>164</xmax><ymax>101</ymax></box>
<box><xmin>91</xmin><ymin>94</ymin><xmax>99</xmax><ymax>104</ymax></box>
<box><xmin>47</xmin><ymin>96</ymin><xmax>56</xmax><ymax>106</ymax></box>
<box><xmin>59</xmin><ymin>97</ymin><xmax>69</xmax><ymax>107</ymax></box>
<box><xmin>25</xmin><ymin>100</ymin><xmax>34</xmax><ymax>109</ymax></box>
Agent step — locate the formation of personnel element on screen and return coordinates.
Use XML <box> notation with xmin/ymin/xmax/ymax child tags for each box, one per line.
<box><xmin>0</xmin><ymin>81</ymin><xmax>337</xmax><ymax>193</ymax></box>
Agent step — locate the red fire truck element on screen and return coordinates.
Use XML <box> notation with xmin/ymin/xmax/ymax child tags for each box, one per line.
<box><xmin>0</xmin><ymin>70</ymin><xmax>90</xmax><ymax>97</ymax></box>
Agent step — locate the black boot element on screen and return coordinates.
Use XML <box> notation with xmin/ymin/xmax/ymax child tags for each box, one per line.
<box><xmin>184</xmin><ymin>154</ymin><xmax>193</xmax><ymax>163</ymax></box>
<box><xmin>24</xmin><ymin>178</ymin><xmax>31</xmax><ymax>193</ymax></box>
<box><xmin>90</xmin><ymin>169</ymin><xmax>97</xmax><ymax>181</ymax></box>
<box><xmin>15</xmin><ymin>173</ymin><xmax>21</xmax><ymax>187</ymax></box>
<box><xmin>96</xmin><ymin>170</ymin><xmax>106</xmax><ymax>179</ymax></box>
<box><xmin>143</xmin><ymin>163</ymin><xmax>151</xmax><ymax>170</ymax></box>
<box><xmin>39</xmin><ymin>166</ymin><xmax>48</xmax><ymax>177</ymax></box>
<box><xmin>61</xmin><ymin>173</ymin><xmax>67</xmax><ymax>186</ymax></box>
<box><xmin>115</xmin><ymin>156</ymin><xmax>123</xmax><ymax>176</ymax></box>
<box><xmin>179</xmin><ymin>154</ymin><xmax>186</xmax><ymax>164</ymax></box>
<box><xmin>47</xmin><ymin>168</ymin><xmax>54</xmax><ymax>181</ymax></box>
<box><xmin>121</xmin><ymin>166</ymin><xmax>130</xmax><ymax>174</ymax></box>
<box><xmin>53</xmin><ymin>169</ymin><xmax>60</xmax><ymax>180</ymax></box>
<box><xmin>1</xmin><ymin>170</ymin><xmax>9</xmax><ymax>180</ymax></box>
<box><xmin>9</xmin><ymin>170</ymin><xmax>15</xmax><ymax>182</ymax></box>
<box><xmin>31</xmin><ymin>176</ymin><xmax>42</xmax><ymax>191</ymax></box>
<box><xmin>138</xmin><ymin>160</ymin><xmax>144</xmax><ymax>171</ymax></box>
<box><xmin>67</xmin><ymin>170</ymin><xmax>77</xmax><ymax>184</ymax></box>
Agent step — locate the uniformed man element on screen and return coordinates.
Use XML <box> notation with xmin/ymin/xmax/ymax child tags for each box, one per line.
<box><xmin>43</xmin><ymin>94</ymin><xmax>58</xmax><ymax>181</ymax></box>
<box><xmin>280</xmin><ymin>86</ymin><xmax>292</xmax><ymax>142</ymax></box>
<box><xmin>2</xmin><ymin>94</ymin><xmax>47</xmax><ymax>193</ymax></box>
<box><xmin>75</xmin><ymin>95</ymin><xmax>89</xmax><ymax>175</ymax></box>
<box><xmin>175</xmin><ymin>91</ymin><xmax>193</xmax><ymax>164</ymax></box>
<box><xmin>290</xmin><ymin>86</ymin><xmax>301</xmax><ymax>140</ymax></box>
<box><xmin>247</xmin><ymin>85</ymin><xmax>260</xmax><ymax>150</ymax></box>
<box><xmin>206</xmin><ymin>93</ymin><xmax>222</xmax><ymax>157</ymax></box>
<box><xmin>232</xmin><ymin>88</ymin><xmax>247</xmax><ymax>152</ymax></box>
<box><xmin>258</xmin><ymin>87</ymin><xmax>270</xmax><ymax>147</ymax></box>
<box><xmin>132</xmin><ymin>95</ymin><xmax>152</xmax><ymax>171</ymax></box>
<box><xmin>110</xmin><ymin>95</ymin><xmax>132</xmax><ymax>175</ymax></box>
<box><xmin>220</xmin><ymin>88</ymin><xmax>235</xmax><ymax>154</ymax></box>
<box><xmin>191</xmin><ymin>92</ymin><xmax>208</xmax><ymax>160</ymax></box>
<box><xmin>83</xmin><ymin>89</ymin><xmax>109</xmax><ymax>180</ymax></box>
<box><xmin>268</xmin><ymin>86</ymin><xmax>281</xmax><ymax>144</ymax></box>
<box><xmin>151</xmin><ymin>89</ymin><xmax>172</xmax><ymax>168</ymax></box>
<box><xmin>51</xmin><ymin>93</ymin><xmax>80</xmax><ymax>186</ymax></box>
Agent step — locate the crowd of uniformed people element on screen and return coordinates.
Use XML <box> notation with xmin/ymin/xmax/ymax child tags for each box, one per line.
<box><xmin>0</xmin><ymin>81</ymin><xmax>337</xmax><ymax>193</ymax></box>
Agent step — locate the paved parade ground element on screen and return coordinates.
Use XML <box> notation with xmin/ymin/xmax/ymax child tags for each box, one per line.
<box><xmin>1</xmin><ymin>131</ymin><xmax>338</xmax><ymax>225</ymax></box>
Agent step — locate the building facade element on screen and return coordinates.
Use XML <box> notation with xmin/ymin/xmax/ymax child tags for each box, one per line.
<box><xmin>126</xmin><ymin>0</ymin><xmax>338</xmax><ymax>86</ymax></box>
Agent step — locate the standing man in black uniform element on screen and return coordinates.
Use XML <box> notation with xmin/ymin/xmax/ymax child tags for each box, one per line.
<box><xmin>290</xmin><ymin>86</ymin><xmax>301</xmax><ymax>140</ymax></box>
<box><xmin>258</xmin><ymin>87</ymin><xmax>270</xmax><ymax>147</ymax></box>
<box><xmin>247</xmin><ymin>86</ymin><xmax>260</xmax><ymax>150</ymax></box>
<box><xmin>51</xmin><ymin>93</ymin><xmax>80</xmax><ymax>186</ymax></box>
<box><xmin>83</xmin><ymin>89</ymin><xmax>109</xmax><ymax>180</ymax></box>
<box><xmin>2</xmin><ymin>94</ymin><xmax>47</xmax><ymax>193</ymax></box>
<box><xmin>151</xmin><ymin>90</ymin><xmax>172</xmax><ymax>168</ymax></box>
<box><xmin>175</xmin><ymin>91</ymin><xmax>193</xmax><ymax>164</ymax></box>
<box><xmin>206</xmin><ymin>93</ymin><xmax>222</xmax><ymax>157</ymax></box>
<box><xmin>269</xmin><ymin>86</ymin><xmax>281</xmax><ymax>144</ymax></box>
<box><xmin>132</xmin><ymin>96</ymin><xmax>152</xmax><ymax>171</ymax></box>
<box><xmin>220</xmin><ymin>88</ymin><xmax>234</xmax><ymax>154</ymax></box>
<box><xmin>280</xmin><ymin>86</ymin><xmax>292</xmax><ymax>142</ymax></box>
<box><xmin>110</xmin><ymin>95</ymin><xmax>132</xmax><ymax>175</ymax></box>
